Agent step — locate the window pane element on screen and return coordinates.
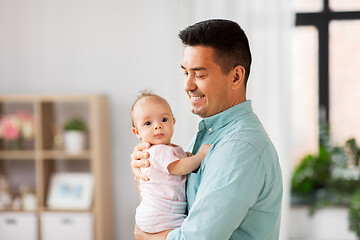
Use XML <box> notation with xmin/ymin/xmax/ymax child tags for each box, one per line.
<box><xmin>291</xmin><ymin>27</ymin><xmax>319</xmax><ymax>166</ymax></box>
<box><xmin>330</xmin><ymin>0</ymin><xmax>360</xmax><ymax>11</ymax></box>
<box><xmin>330</xmin><ymin>20</ymin><xmax>360</xmax><ymax>145</ymax></box>
<box><xmin>293</xmin><ymin>0</ymin><xmax>323</xmax><ymax>12</ymax></box>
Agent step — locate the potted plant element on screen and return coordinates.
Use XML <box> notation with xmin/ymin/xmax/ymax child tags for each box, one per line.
<box><xmin>63</xmin><ymin>117</ymin><xmax>86</xmax><ymax>154</ymax></box>
<box><xmin>349</xmin><ymin>189</ymin><xmax>360</xmax><ymax>239</ymax></box>
<box><xmin>291</xmin><ymin>124</ymin><xmax>360</xmax><ymax>237</ymax></box>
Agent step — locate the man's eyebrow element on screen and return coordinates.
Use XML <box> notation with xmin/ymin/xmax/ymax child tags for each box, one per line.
<box><xmin>181</xmin><ymin>65</ymin><xmax>206</xmax><ymax>71</ymax></box>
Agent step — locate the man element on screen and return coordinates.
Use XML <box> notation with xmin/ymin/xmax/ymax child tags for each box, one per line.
<box><xmin>131</xmin><ymin>19</ymin><xmax>283</xmax><ymax>240</ymax></box>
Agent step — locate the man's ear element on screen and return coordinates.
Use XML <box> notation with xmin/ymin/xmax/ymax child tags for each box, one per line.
<box><xmin>232</xmin><ymin>65</ymin><xmax>246</xmax><ymax>90</ymax></box>
<box><xmin>173</xmin><ymin>118</ymin><xmax>176</xmax><ymax>125</ymax></box>
<box><xmin>132</xmin><ymin>127</ymin><xmax>141</xmax><ymax>140</ymax></box>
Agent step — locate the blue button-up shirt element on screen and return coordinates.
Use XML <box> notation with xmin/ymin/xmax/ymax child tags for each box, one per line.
<box><xmin>167</xmin><ymin>100</ymin><xmax>283</xmax><ymax>240</ymax></box>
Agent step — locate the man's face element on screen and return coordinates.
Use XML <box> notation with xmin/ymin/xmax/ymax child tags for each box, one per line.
<box><xmin>181</xmin><ymin>46</ymin><xmax>235</xmax><ymax>118</ymax></box>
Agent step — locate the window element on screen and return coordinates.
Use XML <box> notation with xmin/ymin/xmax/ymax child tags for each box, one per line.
<box><xmin>292</xmin><ymin>0</ymin><xmax>360</xmax><ymax>164</ymax></box>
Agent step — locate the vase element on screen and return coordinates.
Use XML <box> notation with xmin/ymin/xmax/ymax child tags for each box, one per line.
<box><xmin>63</xmin><ymin>131</ymin><xmax>85</xmax><ymax>154</ymax></box>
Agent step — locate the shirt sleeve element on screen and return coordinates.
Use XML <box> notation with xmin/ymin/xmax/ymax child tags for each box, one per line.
<box><xmin>167</xmin><ymin>140</ymin><xmax>265</xmax><ymax>240</ymax></box>
<box><xmin>149</xmin><ymin>145</ymin><xmax>181</xmax><ymax>174</ymax></box>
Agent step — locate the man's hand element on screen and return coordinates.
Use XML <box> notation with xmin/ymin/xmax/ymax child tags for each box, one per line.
<box><xmin>134</xmin><ymin>224</ymin><xmax>171</xmax><ymax>240</ymax></box>
<box><xmin>131</xmin><ymin>142</ymin><xmax>151</xmax><ymax>182</ymax></box>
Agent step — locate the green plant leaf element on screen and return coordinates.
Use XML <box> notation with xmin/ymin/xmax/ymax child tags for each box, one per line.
<box><xmin>64</xmin><ymin>117</ymin><xmax>86</xmax><ymax>131</ymax></box>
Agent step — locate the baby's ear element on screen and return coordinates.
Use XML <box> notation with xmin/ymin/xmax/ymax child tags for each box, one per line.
<box><xmin>132</xmin><ymin>127</ymin><xmax>141</xmax><ymax>140</ymax></box>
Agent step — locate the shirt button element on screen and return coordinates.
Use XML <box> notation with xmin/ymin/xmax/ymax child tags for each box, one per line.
<box><xmin>209</xmin><ymin>128</ymin><xmax>212</xmax><ymax>132</ymax></box>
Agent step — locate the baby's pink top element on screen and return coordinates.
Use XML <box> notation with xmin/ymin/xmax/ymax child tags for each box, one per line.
<box><xmin>140</xmin><ymin>144</ymin><xmax>187</xmax><ymax>202</ymax></box>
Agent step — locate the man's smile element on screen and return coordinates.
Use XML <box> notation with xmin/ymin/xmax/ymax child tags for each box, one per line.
<box><xmin>188</xmin><ymin>91</ymin><xmax>205</xmax><ymax>104</ymax></box>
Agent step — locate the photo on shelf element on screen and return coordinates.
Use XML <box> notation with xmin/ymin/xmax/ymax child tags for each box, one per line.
<box><xmin>47</xmin><ymin>173</ymin><xmax>93</xmax><ymax>209</ymax></box>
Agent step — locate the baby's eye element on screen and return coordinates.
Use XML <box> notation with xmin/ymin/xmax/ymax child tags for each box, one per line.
<box><xmin>144</xmin><ymin>121</ymin><xmax>151</xmax><ymax>126</ymax></box>
<box><xmin>162</xmin><ymin>118</ymin><xmax>168</xmax><ymax>122</ymax></box>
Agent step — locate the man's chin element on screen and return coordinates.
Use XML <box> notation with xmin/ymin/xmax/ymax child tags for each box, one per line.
<box><xmin>191</xmin><ymin>108</ymin><xmax>206</xmax><ymax>118</ymax></box>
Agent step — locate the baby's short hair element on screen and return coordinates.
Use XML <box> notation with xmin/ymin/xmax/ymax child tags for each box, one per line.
<box><xmin>130</xmin><ymin>90</ymin><xmax>171</xmax><ymax>127</ymax></box>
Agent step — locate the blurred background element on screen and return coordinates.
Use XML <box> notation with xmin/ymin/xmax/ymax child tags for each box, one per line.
<box><xmin>0</xmin><ymin>0</ymin><xmax>359</xmax><ymax>239</ymax></box>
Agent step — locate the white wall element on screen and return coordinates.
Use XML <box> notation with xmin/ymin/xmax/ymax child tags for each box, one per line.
<box><xmin>0</xmin><ymin>1</ymin><xmax>292</xmax><ymax>239</ymax></box>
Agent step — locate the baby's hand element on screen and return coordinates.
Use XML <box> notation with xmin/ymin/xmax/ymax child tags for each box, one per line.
<box><xmin>186</xmin><ymin>152</ymin><xmax>193</xmax><ymax>157</ymax></box>
<box><xmin>199</xmin><ymin>144</ymin><xmax>211</xmax><ymax>156</ymax></box>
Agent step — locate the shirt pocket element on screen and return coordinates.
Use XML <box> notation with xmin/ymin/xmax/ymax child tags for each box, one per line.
<box><xmin>186</xmin><ymin>171</ymin><xmax>202</xmax><ymax>210</ymax></box>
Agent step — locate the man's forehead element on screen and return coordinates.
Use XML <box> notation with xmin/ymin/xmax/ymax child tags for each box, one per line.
<box><xmin>182</xmin><ymin>46</ymin><xmax>217</xmax><ymax>69</ymax></box>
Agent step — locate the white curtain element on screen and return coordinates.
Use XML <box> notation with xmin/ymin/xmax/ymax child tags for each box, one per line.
<box><xmin>178</xmin><ymin>1</ymin><xmax>294</xmax><ymax>239</ymax></box>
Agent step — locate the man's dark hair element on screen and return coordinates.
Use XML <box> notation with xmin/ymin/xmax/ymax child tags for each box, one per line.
<box><xmin>178</xmin><ymin>19</ymin><xmax>252</xmax><ymax>84</ymax></box>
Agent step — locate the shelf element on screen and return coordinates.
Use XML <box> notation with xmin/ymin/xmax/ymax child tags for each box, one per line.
<box><xmin>0</xmin><ymin>95</ymin><xmax>113</xmax><ymax>240</ymax></box>
<box><xmin>40</xmin><ymin>207</ymin><xmax>93</xmax><ymax>213</ymax></box>
<box><xmin>41</xmin><ymin>150</ymin><xmax>91</xmax><ymax>159</ymax></box>
<box><xmin>0</xmin><ymin>151</ymin><xmax>91</xmax><ymax>160</ymax></box>
<box><xmin>0</xmin><ymin>209</ymin><xmax>37</xmax><ymax>213</ymax></box>
<box><xmin>0</xmin><ymin>151</ymin><xmax>36</xmax><ymax>159</ymax></box>
<box><xmin>0</xmin><ymin>95</ymin><xmax>37</xmax><ymax>102</ymax></box>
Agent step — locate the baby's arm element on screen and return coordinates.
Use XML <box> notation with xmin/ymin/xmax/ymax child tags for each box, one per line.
<box><xmin>167</xmin><ymin>144</ymin><xmax>211</xmax><ymax>175</ymax></box>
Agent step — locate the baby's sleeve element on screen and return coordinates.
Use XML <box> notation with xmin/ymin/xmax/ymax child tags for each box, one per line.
<box><xmin>150</xmin><ymin>145</ymin><xmax>181</xmax><ymax>174</ymax></box>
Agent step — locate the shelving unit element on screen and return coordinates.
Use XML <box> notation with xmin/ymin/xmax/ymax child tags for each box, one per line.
<box><xmin>0</xmin><ymin>95</ymin><xmax>113</xmax><ymax>240</ymax></box>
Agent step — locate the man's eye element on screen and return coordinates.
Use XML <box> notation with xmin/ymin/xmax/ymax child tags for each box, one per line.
<box><xmin>144</xmin><ymin>121</ymin><xmax>151</xmax><ymax>126</ymax></box>
<box><xmin>162</xmin><ymin>118</ymin><xmax>168</xmax><ymax>122</ymax></box>
<box><xmin>195</xmin><ymin>74</ymin><xmax>204</xmax><ymax>79</ymax></box>
<box><xmin>183</xmin><ymin>72</ymin><xmax>189</xmax><ymax>76</ymax></box>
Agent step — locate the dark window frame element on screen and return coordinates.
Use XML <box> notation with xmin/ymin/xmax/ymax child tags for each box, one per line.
<box><xmin>295</xmin><ymin>0</ymin><xmax>360</xmax><ymax>129</ymax></box>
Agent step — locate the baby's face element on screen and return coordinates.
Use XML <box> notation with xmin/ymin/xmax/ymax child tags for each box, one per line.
<box><xmin>132</xmin><ymin>97</ymin><xmax>175</xmax><ymax>145</ymax></box>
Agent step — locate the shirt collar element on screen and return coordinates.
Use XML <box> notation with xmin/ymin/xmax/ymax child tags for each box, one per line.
<box><xmin>198</xmin><ymin>100</ymin><xmax>253</xmax><ymax>133</ymax></box>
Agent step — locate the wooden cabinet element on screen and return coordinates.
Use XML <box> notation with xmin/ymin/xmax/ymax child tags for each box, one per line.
<box><xmin>0</xmin><ymin>95</ymin><xmax>113</xmax><ymax>240</ymax></box>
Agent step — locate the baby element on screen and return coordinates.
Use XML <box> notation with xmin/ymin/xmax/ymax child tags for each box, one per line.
<box><xmin>131</xmin><ymin>90</ymin><xmax>210</xmax><ymax>233</ymax></box>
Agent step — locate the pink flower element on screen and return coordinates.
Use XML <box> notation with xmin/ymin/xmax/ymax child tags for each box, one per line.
<box><xmin>0</xmin><ymin>111</ymin><xmax>34</xmax><ymax>140</ymax></box>
<box><xmin>4</xmin><ymin>118</ymin><xmax>20</xmax><ymax>140</ymax></box>
<box><xmin>0</xmin><ymin>118</ymin><xmax>4</xmax><ymax>138</ymax></box>
<box><xmin>16</xmin><ymin>111</ymin><xmax>32</xmax><ymax>121</ymax></box>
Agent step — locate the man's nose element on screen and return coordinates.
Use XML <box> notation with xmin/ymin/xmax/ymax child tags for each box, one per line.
<box><xmin>184</xmin><ymin>73</ymin><xmax>196</xmax><ymax>92</ymax></box>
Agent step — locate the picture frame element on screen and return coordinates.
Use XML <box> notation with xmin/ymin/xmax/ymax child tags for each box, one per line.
<box><xmin>47</xmin><ymin>173</ymin><xmax>94</xmax><ymax>209</ymax></box>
